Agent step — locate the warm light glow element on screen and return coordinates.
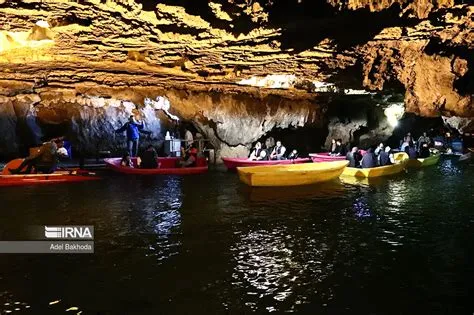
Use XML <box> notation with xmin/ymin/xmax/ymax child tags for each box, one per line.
<box><xmin>384</xmin><ymin>103</ymin><xmax>405</xmax><ymax>127</ymax></box>
<box><xmin>36</xmin><ymin>20</ymin><xmax>50</xmax><ymax>28</ymax></box>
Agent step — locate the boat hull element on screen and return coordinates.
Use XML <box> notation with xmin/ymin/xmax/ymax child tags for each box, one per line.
<box><xmin>222</xmin><ymin>157</ymin><xmax>310</xmax><ymax>170</ymax></box>
<box><xmin>309</xmin><ymin>153</ymin><xmax>345</xmax><ymax>163</ymax></box>
<box><xmin>406</xmin><ymin>153</ymin><xmax>441</xmax><ymax>168</ymax></box>
<box><xmin>0</xmin><ymin>159</ymin><xmax>99</xmax><ymax>186</ymax></box>
<box><xmin>237</xmin><ymin>160</ymin><xmax>349</xmax><ymax>187</ymax></box>
<box><xmin>104</xmin><ymin>157</ymin><xmax>208</xmax><ymax>175</ymax></box>
<box><xmin>342</xmin><ymin>153</ymin><xmax>408</xmax><ymax>178</ymax></box>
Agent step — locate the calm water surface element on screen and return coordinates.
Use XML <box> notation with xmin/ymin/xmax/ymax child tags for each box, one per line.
<box><xmin>0</xmin><ymin>158</ymin><xmax>473</xmax><ymax>314</ymax></box>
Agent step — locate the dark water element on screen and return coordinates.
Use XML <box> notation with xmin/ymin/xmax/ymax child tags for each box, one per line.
<box><xmin>0</xmin><ymin>158</ymin><xmax>473</xmax><ymax>314</ymax></box>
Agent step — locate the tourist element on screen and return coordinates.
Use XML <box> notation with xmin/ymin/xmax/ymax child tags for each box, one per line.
<box><xmin>346</xmin><ymin>147</ymin><xmax>361</xmax><ymax>167</ymax></box>
<box><xmin>329</xmin><ymin>139</ymin><xmax>337</xmax><ymax>154</ymax></box>
<box><xmin>270</xmin><ymin>140</ymin><xmax>286</xmax><ymax>160</ymax></box>
<box><xmin>180</xmin><ymin>145</ymin><xmax>198</xmax><ymax>167</ymax></box>
<box><xmin>288</xmin><ymin>149</ymin><xmax>298</xmax><ymax>159</ymax></box>
<box><xmin>139</xmin><ymin>144</ymin><xmax>158</xmax><ymax>169</ymax></box>
<box><xmin>330</xmin><ymin>139</ymin><xmax>347</xmax><ymax>156</ymax></box>
<box><xmin>115</xmin><ymin>115</ymin><xmax>145</xmax><ymax>157</ymax></box>
<box><xmin>258</xmin><ymin>149</ymin><xmax>268</xmax><ymax>160</ymax></box>
<box><xmin>374</xmin><ymin>142</ymin><xmax>384</xmax><ymax>156</ymax></box>
<box><xmin>248</xmin><ymin>142</ymin><xmax>263</xmax><ymax>161</ymax></box>
<box><xmin>9</xmin><ymin>138</ymin><xmax>68</xmax><ymax>174</ymax></box>
<box><xmin>378</xmin><ymin>146</ymin><xmax>392</xmax><ymax>166</ymax></box>
<box><xmin>120</xmin><ymin>151</ymin><xmax>134</xmax><ymax>168</ymax></box>
<box><xmin>417</xmin><ymin>132</ymin><xmax>430</xmax><ymax>152</ymax></box>
<box><xmin>361</xmin><ymin>148</ymin><xmax>377</xmax><ymax>168</ymax></box>
<box><xmin>404</xmin><ymin>132</ymin><xmax>412</xmax><ymax>144</ymax></box>
<box><xmin>419</xmin><ymin>143</ymin><xmax>431</xmax><ymax>158</ymax></box>
<box><xmin>184</xmin><ymin>127</ymin><xmax>194</xmax><ymax>148</ymax></box>
<box><xmin>265</xmin><ymin>137</ymin><xmax>275</xmax><ymax>153</ymax></box>
<box><xmin>405</xmin><ymin>142</ymin><xmax>417</xmax><ymax>159</ymax></box>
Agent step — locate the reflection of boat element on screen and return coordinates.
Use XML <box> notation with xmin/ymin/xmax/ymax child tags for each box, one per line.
<box><xmin>1</xmin><ymin>159</ymin><xmax>98</xmax><ymax>187</ymax></box>
<box><xmin>222</xmin><ymin>157</ymin><xmax>310</xmax><ymax>170</ymax></box>
<box><xmin>406</xmin><ymin>153</ymin><xmax>441</xmax><ymax>168</ymax></box>
<box><xmin>104</xmin><ymin>157</ymin><xmax>208</xmax><ymax>175</ymax></box>
<box><xmin>237</xmin><ymin>160</ymin><xmax>349</xmax><ymax>187</ymax></box>
<box><xmin>244</xmin><ymin>180</ymin><xmax>346</xmax><ymax>201</ymax></box>
<box><xmin>342</xmin><ymin>153</ymin><xmax>408</xmax><ymax>178</ymax></box>
<box><xmin>339</xmin><ymin>175</ymin><xmax>386</xmax><ymax>187</ymax></box>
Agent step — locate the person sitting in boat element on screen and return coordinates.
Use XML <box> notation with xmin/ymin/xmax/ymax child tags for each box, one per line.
<box><xmin>270</xmin><ymin>141</ymin><xmax>286</xmax><ymax>160</ymax></box>
<box><xmin>121</xmin><ymin>151</ymin><xmax>134</xmax><ymax>168</ymax></box>
<box><xmin>378</xmin><ymin>146</ymin><xmax>393</xmax><ymax>166</ymax></box>
<box><xmin>138</xmin><ymin>145</ymin><xmax>158</xmax><ymax>169</ymax></box>
<box><xmin>248</xmin><ymin>142</ymin><xmax>264</xmax><ymax>161</ymax></box>
<box><xmin>331</xmin><ymin>139</ymin><xmax>346</xmax><ymax>156</ymax></box>
<box><xmin>288</xmin><ymin>149</ymin><xmax>298</xmax><ymax>159</ymax></box>
<box><xmin>405</xmin><ymin>142</ymin><xmax>418</xmax><ymax>159</ymax></box>
<box><xmin>329</xmin><ymin>139</ymin><xmax>337</xmax><ymax>154</ymax></box>
<box><xmin>419</xmin><ymin>143</ymin><xmax>431</xmax><ymax>158</ymax></box>
<box><xmin>346</xmin><ymin>147</ymin><xmax>362</xmax><ymax>167</ymax></box>
<box><xmin>361</xmin><ymin>148</ymin><xmax>377</xmax><ymax>168</ymax></box>
<box><xmin>115</xmin><ymin>115</ymin><xmax>146</xmax><ymax>157</ymax></box>
<box><xmin>9</xmin><ymin>138</ymin><xmax>67</xmax><ymax>174</ymax></box>
<box><xmin>374</xmin><ymin>142</ymin><xmax>384</xmax><ymax>157</ymax></box>
<box><xmin>180</xmin><ymin>145</ymin><xmax>198</xmax><ymax>167</ymax></box>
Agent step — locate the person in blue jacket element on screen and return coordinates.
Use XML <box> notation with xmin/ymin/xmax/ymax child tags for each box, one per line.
<box><xmin>115</xmin><ymin>115</ymin><xmax>146</xmax><ymax>157</ymax></box>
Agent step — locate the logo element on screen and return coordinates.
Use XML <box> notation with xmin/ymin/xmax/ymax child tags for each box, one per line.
<box><xmin>44</xmin><ymin>226</ymin><xmax>93</xmax><ymax>239</ymax></box>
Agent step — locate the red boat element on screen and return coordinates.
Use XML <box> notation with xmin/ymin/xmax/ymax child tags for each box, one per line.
<box><xmin>1</xmin><ymin>159</ymin><xmax>99</xmax><ymax>187</ymax></box>
<box><xmin>309</xmin><ymin>151</ymin><xmax>366</xmax><ymax>163</ymax></box>
<box><xmin>104</xmin><ymin>157</ymin><xmax>208</xmax><ymax>175</ymax></box>
<box><xmin>222</xmin><ymin>157</ymin><xmax>311</xmax><ymax>170</ymax></box>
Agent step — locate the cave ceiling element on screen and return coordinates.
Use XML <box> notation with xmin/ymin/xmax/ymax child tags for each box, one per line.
<box><xmin>0</xmin><ymin>0</ymin><xmax>473</xmax><ymax>117</ymax></box>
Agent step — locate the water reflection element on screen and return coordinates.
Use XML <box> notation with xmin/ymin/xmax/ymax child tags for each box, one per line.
<box><xmin>231</xmin><ymin>228</ymin><xmax>300</xmax><ymax>309</ymax></box>
<box><xmin>132</xmin><ymin>177</ymin><xmax>183</xmax><ymax>262</ymax></box>
<box><xmin>241</xmin><ymin>180</ymin><xmax>346</xmax><ymax>202</ymax></box>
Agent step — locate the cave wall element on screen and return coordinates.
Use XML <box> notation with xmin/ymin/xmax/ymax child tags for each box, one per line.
<box><xmin>0</xmin><ymin>85</ymin><xmax>323</xmax><ymax>159</ymax></box>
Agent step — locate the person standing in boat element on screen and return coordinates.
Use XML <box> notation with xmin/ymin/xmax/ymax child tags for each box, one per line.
<box><xmin>417</xmin><ymin>132</ymin><xmax>431</xmax><ymax>152</ymax></box>
<box><xmin>115</xmin><ymin>115</ymin><xmax>145</xmax><ymax>157</ymax></box>
<box><xmin>248</xmin><ymin>142</ymin><xmax>264</xmax><ymax>161</ymax></box>
<box><xmin>270</xmin><ymin>141</ymin><xmax>286</xmax><ymax>160</ymax></box>
<box><xmin>9</xmin><ymin>138</ymin><xmax>68</xmax><ymax>174</ymax></box>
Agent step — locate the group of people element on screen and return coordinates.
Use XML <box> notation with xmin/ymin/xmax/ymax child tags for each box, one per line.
<box><xmin>117</xmin><ymin>116</ymin><xmax>198</xmax><ymax>169</ymax></box>
<box><xmin>400</xmin><ymin>132</ymin><xmax>432</xmax><ymax>159</ymax></box>
<box><xmin>248</xmin><ymin>137</ymin><xmax>298</xmax><ymax>161</ymax></box>
<box><xmin>328</xmin><ymin>139</ymin><xmax>347</xmax><ymax>156</ymax></box>
<box><xmin>346</xmin><ymin>144</ymin><xmax>395</xmax><ymax>168</ymax></box>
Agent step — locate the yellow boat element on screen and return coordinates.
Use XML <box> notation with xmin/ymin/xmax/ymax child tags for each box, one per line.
<box><xmin>406</xmin><ymin>153</ymin><xmax>441</xmax><ymax>168</ymax></box>
<box><xmin>237</xmin><ymin>160</ymin><xmax>349</xmax><ymax>187</ymax></box>
<box><xmin>341</xmin><ymin>152</ymin><xmax>408</xmax><ymax>178</ymax></box>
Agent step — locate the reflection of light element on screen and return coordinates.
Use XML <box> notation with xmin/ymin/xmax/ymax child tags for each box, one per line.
<box><xmin>384</xmin><ymin>103</ymin><xmax>405</xmax><ymax>127</ymax></box>
<box><xmin>237</xmin><ymin>74</ymin><xmax>297</xmax><ymax>89</ymax></box>
<box><xmin>352</xmin><ymin>197</ymin><xmax>373</xmax><ymax>218</ymax></box>
<box><xmin>231</xmin><ymin>229</ymin><xmax>299</xmax><ymax>305</ymax></box>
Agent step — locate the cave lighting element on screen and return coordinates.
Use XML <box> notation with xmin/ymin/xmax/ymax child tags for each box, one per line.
<box><xmin>144</xmin><ymin>97</ymin><xmax>179</xmax><ymax>121</ymax></box>
<box><xmin>384</xmin><ymin>103</ymin><xmax>405</xmax><ymax>127</ymax></box>
<box><xmin>237</xmin><ymin>74</ymin><xmax>297</xmax><ymax>89</ymax></box>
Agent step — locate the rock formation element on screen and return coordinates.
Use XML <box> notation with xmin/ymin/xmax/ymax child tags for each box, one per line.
<box><xmin>0</xmin><ymin>0</ymin><xmax>472</xmax><ymax>158</ymax></box>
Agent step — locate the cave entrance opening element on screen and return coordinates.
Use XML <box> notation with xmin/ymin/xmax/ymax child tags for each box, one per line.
<box><xmin>255</xmin><ymin>125</ymin><xmax>328</xmax><ymax>156</ymax></box>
